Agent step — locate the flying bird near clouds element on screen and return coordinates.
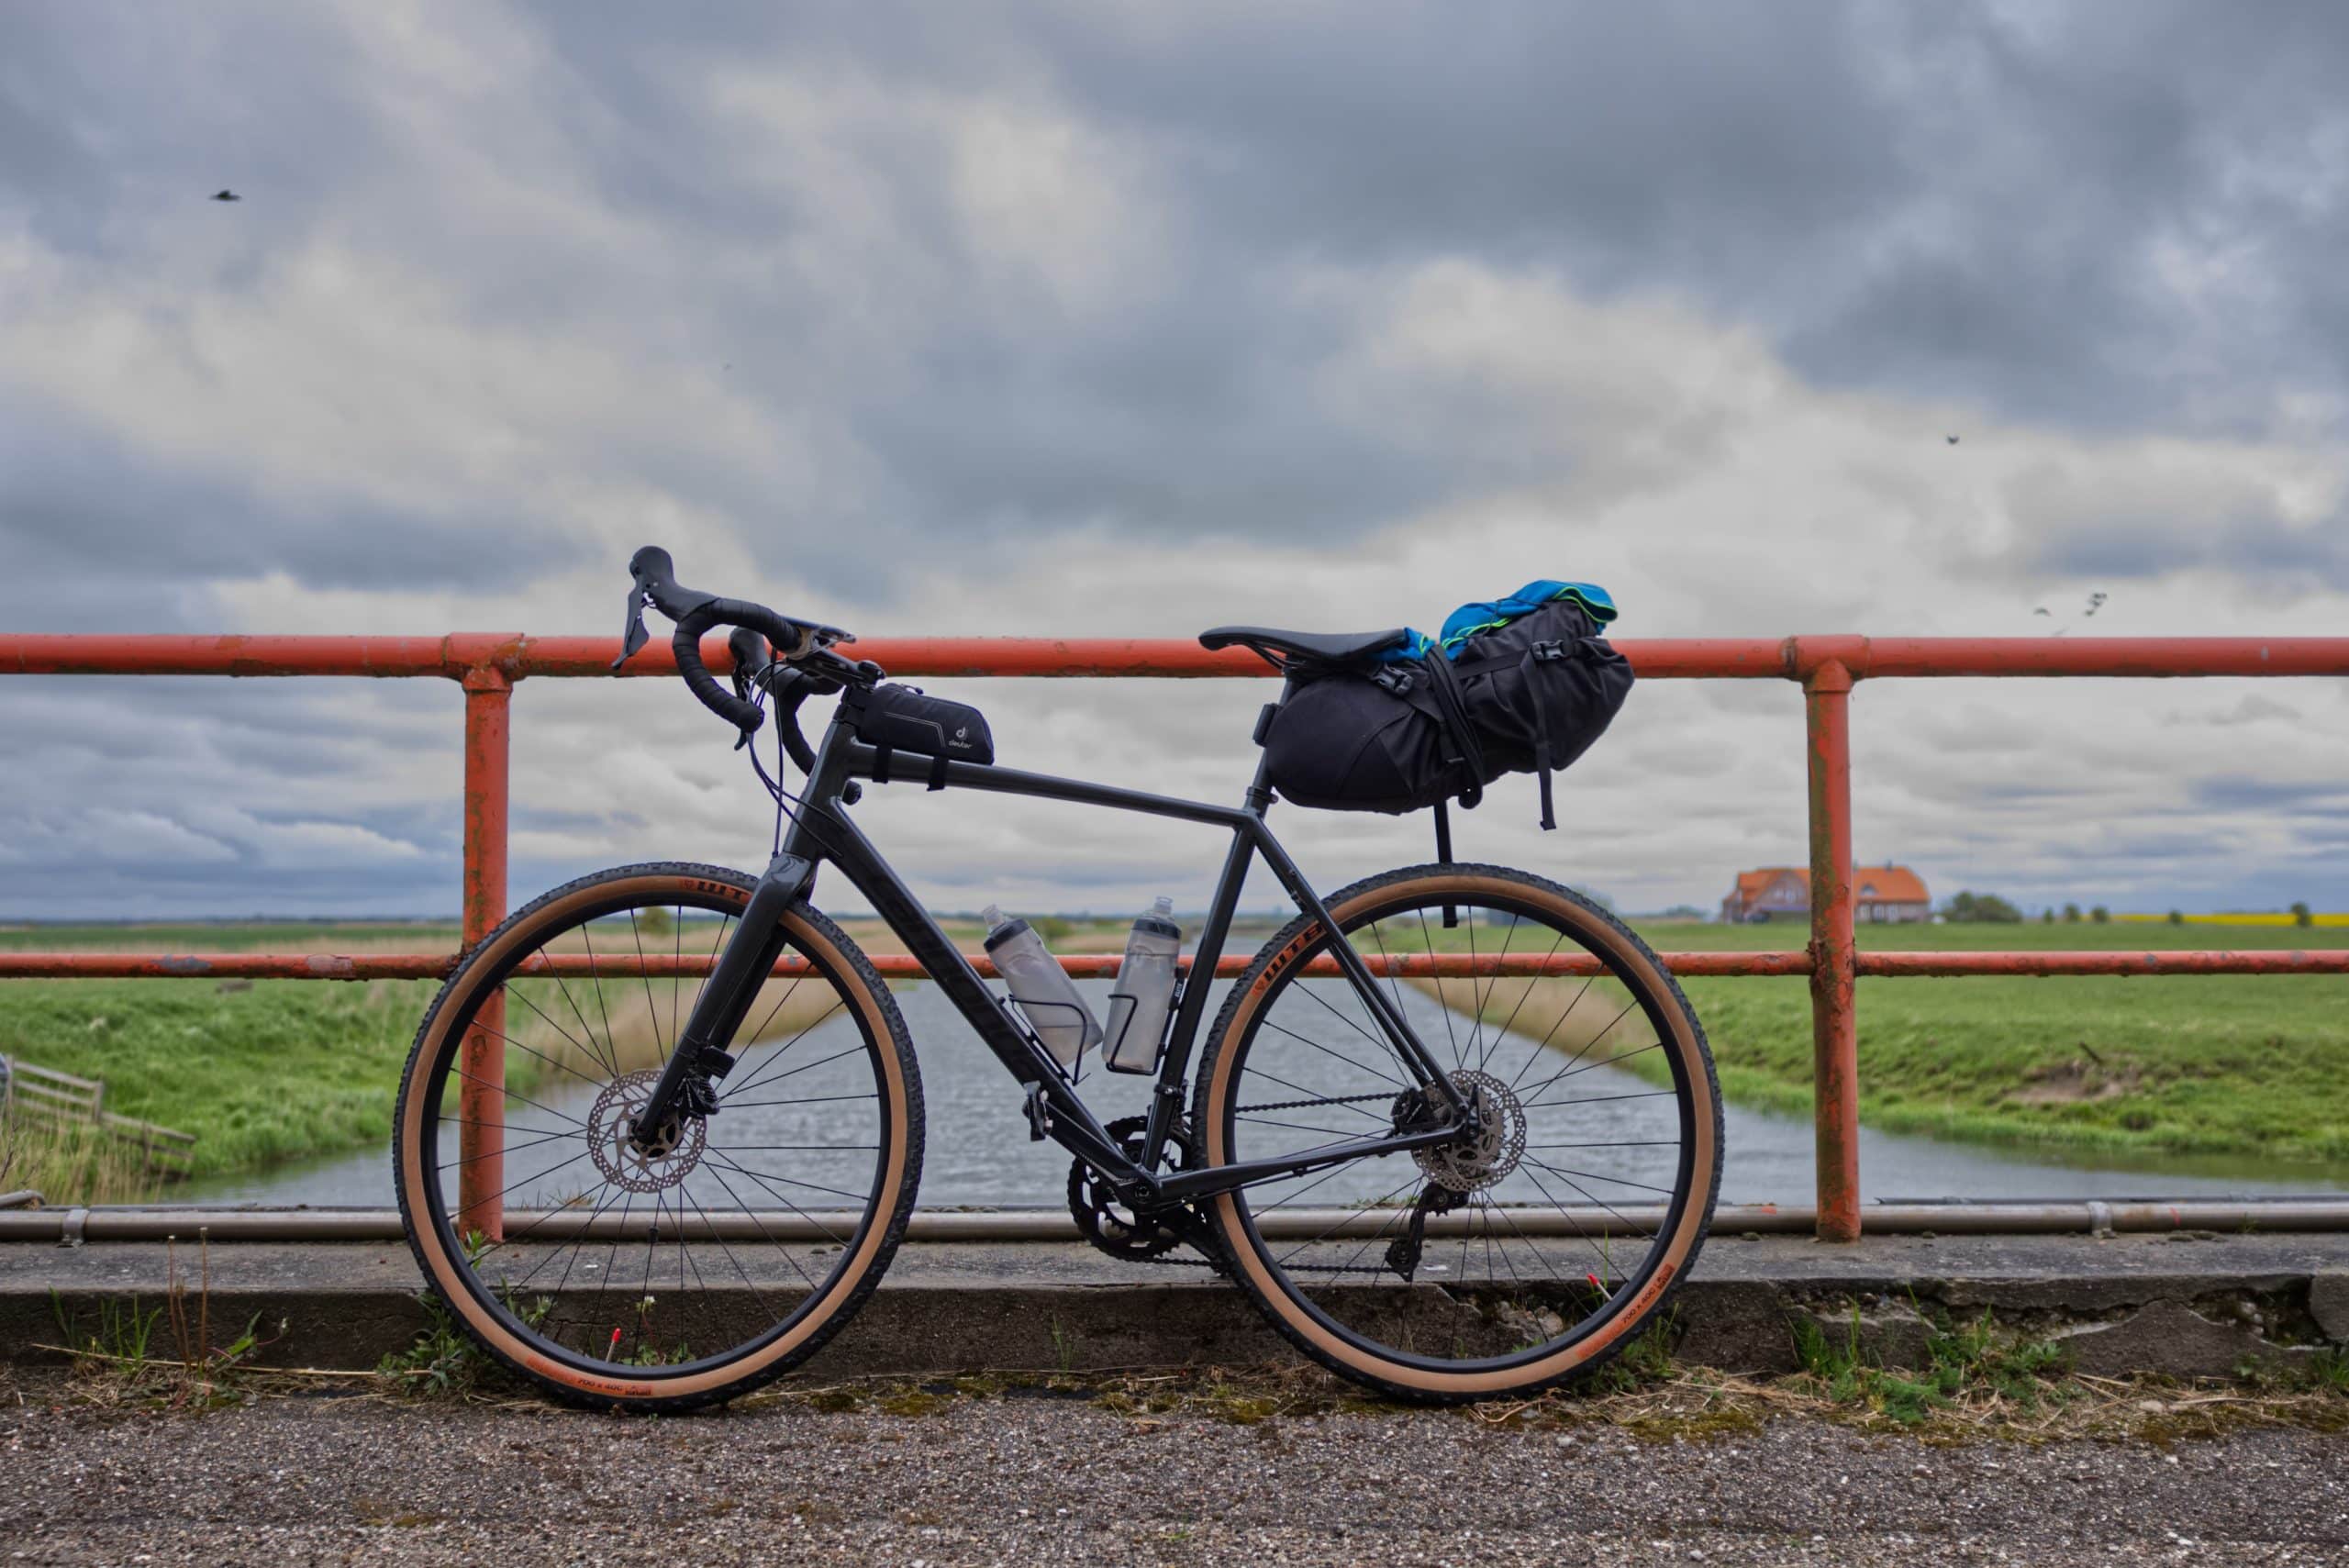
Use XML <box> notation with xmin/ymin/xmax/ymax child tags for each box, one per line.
<box><xmin>1946</xmin><ymin>434</ymin><xmax>1960</xmax><ymax>444</ymax></box>
<box><xmin>211</xmin><ymin>189</ymin><xmax>239</xmax><ymax>202</ymax></box>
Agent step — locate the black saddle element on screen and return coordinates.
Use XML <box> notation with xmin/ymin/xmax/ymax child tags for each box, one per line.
<box><xmin>1198</xmin><ymin>625</ymin><xmax>1409</xmax><ymax>670</ymax></box>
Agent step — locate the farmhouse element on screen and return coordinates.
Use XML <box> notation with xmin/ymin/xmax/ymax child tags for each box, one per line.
<box><xmin>1720</xmin><ymin>863</ymin><xmax>1932</xmax><ymax>924</ymax></box>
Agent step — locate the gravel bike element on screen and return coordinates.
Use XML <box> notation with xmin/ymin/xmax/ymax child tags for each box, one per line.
<box><xmin>393</xmin><ymin>548</ymin><xmax>1721</xmax><ymax>1408</ymax></box>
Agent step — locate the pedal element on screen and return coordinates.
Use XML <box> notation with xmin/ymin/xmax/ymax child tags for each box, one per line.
<box><xmin>1022</xmin><ymin>1082</ymin><xmax>1053</xmax><ymax>1142</ymax></box>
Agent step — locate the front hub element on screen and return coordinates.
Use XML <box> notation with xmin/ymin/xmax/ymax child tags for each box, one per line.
<box><xmin>590</xmin><ymin>1068</ymin><xmax>708</xmax><ymax>1194</ymax></box>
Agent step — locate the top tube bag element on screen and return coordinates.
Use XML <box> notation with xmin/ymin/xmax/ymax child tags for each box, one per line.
<box><xmin>1258</xmin><ymin>581</ymin><xmax>1632</xmax><ymax>828</ymax></box>
<box><xmin>842</xmin><ymin>682</ymin><xmax>995</xmax><ymax>788</ymax></box>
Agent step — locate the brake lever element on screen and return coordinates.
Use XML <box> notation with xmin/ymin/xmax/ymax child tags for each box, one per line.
<box><xmin>614</xmin><ymin>587</ymin><xmax>651</xmax><ymax>670</ymax></box>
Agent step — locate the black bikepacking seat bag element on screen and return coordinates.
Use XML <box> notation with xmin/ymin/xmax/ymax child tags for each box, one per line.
<box><xmin>1259</xmin><ymin>587</ymin><xmax>1632</xmax><ymax>827</ymax></box>
<box><xmin>842</xmin><ymin>682</ymin><xmax>994</xmax><ymax>787</ymax></box>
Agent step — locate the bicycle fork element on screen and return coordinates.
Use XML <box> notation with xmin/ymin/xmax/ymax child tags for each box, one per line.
<box><xmin>627</xmin><ymin>851</ymin><xmax>815</xmax><ymax>1147</ymax></box>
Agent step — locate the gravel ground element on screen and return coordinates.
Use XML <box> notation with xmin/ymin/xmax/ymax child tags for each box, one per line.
<box><xmin>4</xmin><ymin>1373</ymin><xmax>2346</xmax><ymax>1566</ymax></box>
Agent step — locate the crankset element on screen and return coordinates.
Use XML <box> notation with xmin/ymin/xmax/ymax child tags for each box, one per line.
<box><xmin>1067</xmin><ymin>1115</ymin><xmax>1220</xmax><ymax>1268</ymax></box>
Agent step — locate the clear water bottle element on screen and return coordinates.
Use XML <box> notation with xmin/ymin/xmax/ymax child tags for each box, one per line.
<box><xmin>1103</xmin><ymin>897</ymin><xmax>1183</xmax><ymax>1074</ymax></box>
<box><xmin>983</xmin><ymin>905</ymin><xmax>1100</xmax><ymax>1075</ymax></box>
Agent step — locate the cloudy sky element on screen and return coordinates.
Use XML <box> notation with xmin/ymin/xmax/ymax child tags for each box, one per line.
<box><xmin>5</xmin><ymin>1</ymin><xmax>2347</xmax><ymax>923</ymax></box>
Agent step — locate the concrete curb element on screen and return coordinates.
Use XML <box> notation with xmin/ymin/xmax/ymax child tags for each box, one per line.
<box><xmin>6</xmin><ymin>1232</ymin><xmax>2345</xmax><ymax>1382</ymax></box>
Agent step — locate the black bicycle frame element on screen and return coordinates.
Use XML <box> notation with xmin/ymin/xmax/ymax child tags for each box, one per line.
<box><xmin>650</xmin><ymin>697</ymin><xmax>1470</xmax><ymax>1213</ymax></box>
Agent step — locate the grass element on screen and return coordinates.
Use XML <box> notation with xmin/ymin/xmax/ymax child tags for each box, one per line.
<box><xmin>1</xmin><ymin>1113</ymin><xmax>165</xmax><ymax>1204</ymax></box>
<box><xmin>1414</xmin><ymin>917</ymin><xmax>2349</xmax><ymax>1169</ymax></box>
<box><xmin>0</xmin><ymin>976</ymin><xmax>440</xmax><ymax>1184</ymax></box>
<box><xmin>1789</xmin><ymin>1306</ymin><xmax>2069</xmax><ymax>1426</ymax></box>
<box><xmin>42</xmin><ymin>1234</ymin><xmax>280</xmax><ymax>1409</ymax></box>
<box><xmin>6</xmin><ymin>912</ymin><xmax>2345</xmax><ymax>1199</ymax></box>
<box><xmin>0</xmin><ymin>917</ymin><xmax>843</xmax><ymax>1202</ymax></box>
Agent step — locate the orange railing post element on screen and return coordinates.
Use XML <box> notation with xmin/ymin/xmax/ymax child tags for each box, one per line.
<box><xmin>1804</xmin><ymin>655</ymin><xmax>1862</xmax><ymax>1242</ymax></box>
<box><xmin>456</xmin><ymin>666</ymin><xmax>512</xmax><ymax>1241</ymax></box>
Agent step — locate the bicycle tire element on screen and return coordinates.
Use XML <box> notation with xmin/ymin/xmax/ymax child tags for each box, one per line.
<box><xmin>1193</xmin><ymin>862</ymin><xmax>1720</xmax><ymax>1403</ymax></box>
<box><xmin>392</xmin><ymin>862</ymin><xmax>923</xmax><ymax>1411</ymax></box>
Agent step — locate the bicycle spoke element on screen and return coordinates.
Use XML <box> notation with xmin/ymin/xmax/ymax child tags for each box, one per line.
<box><xmin>408</xmin><ymin>877</ymin><xmax>906</xmax><ymax>1399</ymax></box>
<box><xmin>1219</xmin><ymin>877</ymin><xmax>1711</xmax><ymax>1378</ymax></box>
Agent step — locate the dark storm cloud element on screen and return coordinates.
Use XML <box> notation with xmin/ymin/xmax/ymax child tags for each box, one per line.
<box><xmin>18</xmin><ymin>1</ymin><xmax>2341</xmax><ymax>581</ymax></box>
<box><xmin>0</xmin><ymin>401</ymin><xmax>580</xmax><ymax>625</ymax></box>
<box><xmin>519</xmin><ymin>0</ymin><xmax>2349</xmax><ymax>443</ymax></box>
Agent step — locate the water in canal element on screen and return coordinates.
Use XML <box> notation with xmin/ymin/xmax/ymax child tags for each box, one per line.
<box><xmin>186</xmin><ymin>976</ymin><xmax>2347</xmax><ymax>1209</ymax></box>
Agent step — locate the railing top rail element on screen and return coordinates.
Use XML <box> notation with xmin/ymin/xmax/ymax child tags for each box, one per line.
<box><xmin>6</xmin><ymin>633</ymin><xmax>2349</xmax><ymax>682</ymax></box>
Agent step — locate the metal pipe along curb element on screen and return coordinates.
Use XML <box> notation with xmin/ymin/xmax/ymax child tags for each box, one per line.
<box><xmin>5</xmin><ymin>1199</ymin><xmax>2349</xmax><ymax>1245</ymax></box>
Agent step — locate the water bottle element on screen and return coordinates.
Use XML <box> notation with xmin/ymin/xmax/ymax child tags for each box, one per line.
<box><xmin>983</xmin><ymin>906</ymin><xmax>1101</xmax><ymax>1075</ymax></box>
<box><xmin>1103</xmin><ymin>897</ymin><xmax>1183</xmax><ymax>1074</ymax></box>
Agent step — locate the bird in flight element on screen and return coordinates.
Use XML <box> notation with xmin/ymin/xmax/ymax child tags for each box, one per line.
<box><xmin>1945</xmin><ymin>434</ymin><xmax>1960</xmax><ymax>445</ymax></box>
<box><xmin>212</xmin><ymin>189</ymin><xmax>240</xmax><ymax>203</ymax></box>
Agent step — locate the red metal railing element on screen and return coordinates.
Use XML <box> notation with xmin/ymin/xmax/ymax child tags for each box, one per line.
<box><xmin>8</xmin><ymin>631</ymin><xmax>2349</xmax><ymax>1241</ymax></box>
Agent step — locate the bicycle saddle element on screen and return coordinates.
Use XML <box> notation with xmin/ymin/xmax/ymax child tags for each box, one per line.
<box><xmin>1198</xmin><ymin>625</ymin><xmax>1410</xmax><ymax>667</ymax></box>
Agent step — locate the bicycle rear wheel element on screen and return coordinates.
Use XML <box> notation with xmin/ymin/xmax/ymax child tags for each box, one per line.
<box><xmin>1194</xmin><ymin>862</ymin><xmax>1720</xmax><ymax>1402</ymax></box>
<box><xmin>393</xmin><ymin>862</ymin><xmax>923</xmax><ymax>1410</ymax></box>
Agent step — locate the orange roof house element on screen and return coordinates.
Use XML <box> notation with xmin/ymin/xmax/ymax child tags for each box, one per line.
<box><xmin>1720</xmin><ymin>864</ymin><xmax>1932</xmax><ymax>924</ymax></box>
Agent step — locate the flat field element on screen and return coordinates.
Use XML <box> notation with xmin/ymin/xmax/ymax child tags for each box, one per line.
<box><xmin>3</xmin><ymin>915</ymin><xmax>2343</xmax><ymax>1201</ymax></box>
<box><xmin>1637</xmin><ymin>918</ymin><xmax>2349</xmax><ymax>1166</ymax></box>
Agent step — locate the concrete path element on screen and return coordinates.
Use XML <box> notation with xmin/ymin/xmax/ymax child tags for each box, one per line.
<box><xmin>9</xmin><ymin>1230</ymin><xmax>2348</xmax><ymax>1379</ymax></box>
<box><xmin>2</xmin><ymin>1369</ymin><xmax>2344</xmax><ymax>1565</ymax></box>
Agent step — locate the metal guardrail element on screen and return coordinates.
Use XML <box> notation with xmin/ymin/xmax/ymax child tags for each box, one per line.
<box><xmin>6</xmin><ymin>1198</ymin><xmax>2349</xmax><ymax>1245</ymax></box>
<box><xmin>6</xmin><ymin>631</ymin><xmax>2349</xmax><ymax>1240</ymax></box>
<box><xmin>14</xmin><ymin>1201</ymin><xmax>2349</xmax><ymax>1249</ymax></box>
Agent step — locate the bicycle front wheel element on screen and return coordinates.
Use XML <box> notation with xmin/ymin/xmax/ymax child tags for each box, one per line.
<box><xmin>1194</xmin><ymin>862</ymin><xmax>1720</xmax><ymax>1402</ymax></box>
<box><xmin>393</xmin><ymin>862</ymin><xmax>923</xmax><ymax>1410</ymax></box>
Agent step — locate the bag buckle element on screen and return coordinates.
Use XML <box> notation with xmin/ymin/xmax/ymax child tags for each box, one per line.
<box><xmin>1372</xmin><ymin>665</ymin><xmax>1417</xmax><ymax>695</ymax></box>
<box><xmin>1531</xmin><ymin>639</ymin><xmax>1567</xmax><ymax>663</ymax></box>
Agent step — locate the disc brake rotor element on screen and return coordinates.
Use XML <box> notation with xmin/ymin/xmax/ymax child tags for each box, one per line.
<box><xmin>587</xmin><ymin>1068</ymin><xmax>707</xmax><ymax>1195</ymax></box>
<box><xmin>1407</xmin><ymin>1070</ymin><xmax>1526</xmax><ymax>1194</ymax></box>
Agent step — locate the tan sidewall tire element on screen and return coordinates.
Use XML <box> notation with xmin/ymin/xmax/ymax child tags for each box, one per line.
<box><xmin>1197</xmin><ymin>865</ymin><xmax>1720</xmax><ymax>1400</ymax></box>
<box><xmin>394</xmin><ymin>865</ymin><xmax>920</xmax><ymax>1409</ymax></box>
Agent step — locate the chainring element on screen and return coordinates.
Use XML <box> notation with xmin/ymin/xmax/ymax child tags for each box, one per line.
<box><xmin>1068</xmin><ymin>1115</ymin><xmax>1199</xmax><ymax>1262</ymax></box>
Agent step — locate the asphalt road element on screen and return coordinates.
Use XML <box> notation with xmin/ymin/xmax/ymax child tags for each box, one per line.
<box><xmin>4</xmin><ymin>1375</ymin><xmax>2345</xmax><ymax>1566</ymax></box>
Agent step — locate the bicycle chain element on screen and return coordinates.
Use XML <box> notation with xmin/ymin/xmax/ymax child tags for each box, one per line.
<box><xmin>1124</xmin><ymin>1091</ymin><xmax>1431</xmax><ymax>1271</ymax></box>
<box><xmin>1231</xmin><ymin>1090</ymin><xmax>1398</xmax><ymax>1115</ymax></box>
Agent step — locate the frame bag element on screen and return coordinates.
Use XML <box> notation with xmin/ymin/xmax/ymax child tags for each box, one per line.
<box><xmin>1260</xmin><ymin>592</ymin><xmax>1631</xmax><ymax>828</ymax></box>
<box><xmin>844</xmin><ymin>682</ymin><xmax>995</xmax><ymax>788</ymax></box>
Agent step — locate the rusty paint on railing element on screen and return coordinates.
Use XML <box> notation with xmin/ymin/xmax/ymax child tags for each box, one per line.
<box><xmin>9</xmin><ymin>628</ymin><xmax>2349</xmax><ymax>1241</ymax></box>
<box><xmin>10</xmin><ymin>632</ymin><xmax>2349</xmax><ymax>682</ymax></box>
<box><xmin>0</xmin><ymin>949</ymin><xmax>1830</xmax><ymax>982</ymax></box>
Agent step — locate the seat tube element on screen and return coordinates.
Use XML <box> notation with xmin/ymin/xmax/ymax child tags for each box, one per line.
<box><xmin>1141</xmin><ymin>818</ymin><xmax>1256</xmax><ymax>1163</ymax></box>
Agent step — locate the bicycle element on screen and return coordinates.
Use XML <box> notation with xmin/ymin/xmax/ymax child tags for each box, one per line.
<box><xmin>393</xmin><ymin>547</ymin><xmax>1722</xmax><ymax>1408</ymax></box>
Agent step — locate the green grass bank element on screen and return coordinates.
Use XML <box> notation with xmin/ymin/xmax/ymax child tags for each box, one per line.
<box><xmin>3</xmin><ymin>915</ymin><xmax>2345</xmax><ymax>1200</ymax></box>
<box><xmin>1649</xmin><ymin>918</ymin><xmax>2349</xmax><ymax>1166</ymax></box>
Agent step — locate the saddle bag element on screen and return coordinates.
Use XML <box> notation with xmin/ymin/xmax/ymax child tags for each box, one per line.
<box><xmin>843</xmin><ymin>682</ymin><xmax>994</xmax><ymax>787</ymax></box>
<box><xmin>1259</xmin><ymin>584</ymin><xmax>1632</xmax><ymax>828</ymax></box>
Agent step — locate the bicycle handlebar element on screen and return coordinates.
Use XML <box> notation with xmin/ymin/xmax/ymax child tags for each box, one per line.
<box><xmin>613</xmin><ymin>545</ymin><xmax>848</xmax><ymax>737</ymax></box>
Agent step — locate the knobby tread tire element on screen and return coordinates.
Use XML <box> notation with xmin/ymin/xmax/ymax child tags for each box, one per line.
<box><xmin>1192</xmin><ymin>861</ymin><xmax>1721</xmax><ymax>1405</ymax></box>
<box><xmin>392</xmin><ymin>861</ymin><xmax>924</xmax><ymax>1413</ymax></box>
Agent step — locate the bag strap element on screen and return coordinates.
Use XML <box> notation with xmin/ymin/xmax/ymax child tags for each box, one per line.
<box><xmin>1415</xmin><ymin>653</ymin><xmax>1486</xmax><ymax>810</ymax></box>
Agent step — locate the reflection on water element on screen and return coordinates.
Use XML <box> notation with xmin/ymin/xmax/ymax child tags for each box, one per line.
<box><xmin>189</xmin><ymin>977</ymin><xmax>2349</xmax><ymax>1208</ymax></box>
